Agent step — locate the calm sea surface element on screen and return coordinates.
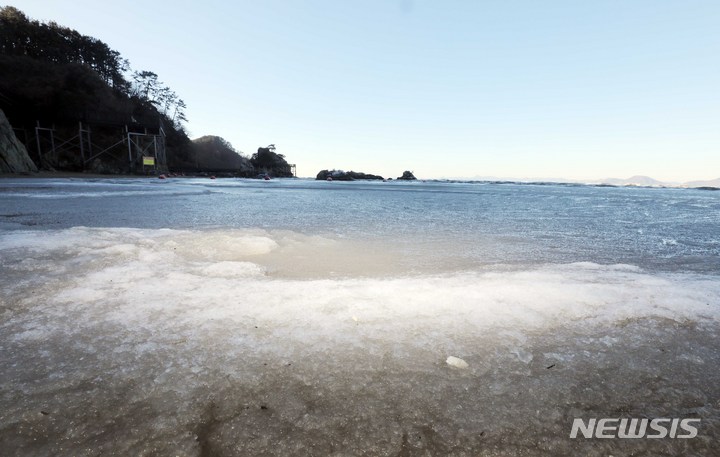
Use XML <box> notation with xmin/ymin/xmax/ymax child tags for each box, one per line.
<box><xmin>1</xmin><ymin>177</ymin><xmax>718</xmax><ymax>273</ymax></box>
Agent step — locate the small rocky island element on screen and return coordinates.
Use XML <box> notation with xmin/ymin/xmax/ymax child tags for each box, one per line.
<box><xmin>316</xmin><ymin>170</ymin><xmax>383</xmax><ymax>181</ymax></box>
<box><xmin>316</xmin><ymin>169</ymin><xmax>417</xmax><ymax>181</ymax></box>
<box><xmin>396</xmin><ymin>171</ymin><xmax>417</xmax><ymax>180</ymax></box>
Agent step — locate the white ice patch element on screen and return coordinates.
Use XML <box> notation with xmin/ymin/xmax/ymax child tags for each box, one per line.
<box><xmin>169</xmin><ymin>232</ymin><xmax>279</xmax><ymax>260</ymax></box>
<box><xmin>1</xmin><ymin>227</ymin><xmax>718</xmax><ymax>352</ymax></box>
<box><xmin>198</xmin><ymin>261</ymin><xmax>266</xmax><ymax>278</ymax></box>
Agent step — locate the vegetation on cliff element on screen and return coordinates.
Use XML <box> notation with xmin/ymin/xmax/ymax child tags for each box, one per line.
<box><xmin>0</xmin><ymin>6</ymin><xmax>194</xmax><ymax>170</ymax></box>
<box><xmin>191</xmin><ymin>136</ymin><xmax>253</xmax><ymax>175</ymax></box>
<box><xmin>251</xmin><ymin>145</ymin><xmax>294</xmax><ymax>177</ymax></box>
<box><xmin>0</xmin><ymin>6</ymin><xmax>292</xmax><ymax>176</ymax></box>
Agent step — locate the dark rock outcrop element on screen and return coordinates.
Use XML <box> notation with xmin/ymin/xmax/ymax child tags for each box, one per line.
<box><xmin>316</xmin><ymin>169</ymin><xmax>384</xmax><ymax>181</ymax></box>
<box><xmin>0</xmin><ymin>108</ymin><xmax>38</xmax><ymax>173</ymax></box>
<box><xmin>251</xmin><ymin>145</ymin><xmax>293</xmax><ymax>177</ymax></box>
<box><xmin>397</xmin><ymin>170</ymin><xmax>417</xmax><ymax>180</ymax></box>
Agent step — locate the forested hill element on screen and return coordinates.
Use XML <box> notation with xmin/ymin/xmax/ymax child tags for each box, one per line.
<box><xmin>0</xmin><ymin>6</ymin><xmax>292</xmax><ymax>176</ymax></box>
<box><xmin>0</xmin><ymin>6</ymin><xmax>198</xmax><ymax>171</ymax></box>
<box><xmin>192</xmin><ymin>136</ymin><xmax>254</xmax><ymax>175</ymax></box>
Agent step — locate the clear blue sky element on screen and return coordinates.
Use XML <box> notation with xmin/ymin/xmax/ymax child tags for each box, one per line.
<box><xmin>13</xmin><ymin>0</ymin><xmax>720</xmax><ymax>181</ymax></box>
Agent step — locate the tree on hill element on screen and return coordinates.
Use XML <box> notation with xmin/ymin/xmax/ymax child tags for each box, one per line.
<box><xmin>250</xmin><ymin>144</ymin><xmax>293</xmax><ymax>177</ymax></box>
<box><xmin>0</xmin><ymin>6</ymin><xmax>128</xmax><ymax>92</ymax></box>
<box><xmin>0</xmin><ymin>7</ymin><xmax>188</xmax><ymax>128</ymax></box>
<box><xmin>130</xmin><ymin>70</ymin><xmax>186</xmax><ymax>125</ymax></box>
<box><xmin>0</xmin><ymin>6</ymin><xmax>193</xmax><ymax>171</ymax></box>
<box><xmin>191</xmin><ymin>136</ymin><xmax>253</xmax><ymax>175</ymax></box>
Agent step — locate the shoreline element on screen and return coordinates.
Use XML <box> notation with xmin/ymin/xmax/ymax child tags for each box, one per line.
<box><xmin>0</xmin><ymin>171</ymin><xmax>303</xmax><ymax>180</ymax></box>
<box><xmin>2</xmin><ymin>172</ymin><xmax>718</xmax><ymax>190</ymax></box>
<box><xmin>0</xmin><ymin>171</ymin><xmax>153</xmax><ymax>179</ymax></box>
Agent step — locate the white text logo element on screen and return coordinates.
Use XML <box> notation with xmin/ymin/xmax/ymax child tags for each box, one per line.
<box><xmin>569</xmin><ymin>418</ymin><xmax>700</xmax><ymax>439</ymax></box>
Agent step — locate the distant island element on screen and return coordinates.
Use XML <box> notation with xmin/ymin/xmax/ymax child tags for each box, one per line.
<box><xmin>0</xmin><ymin>6</ymin><xmax>292</xmax><ymax>177</ymax></box>
<box><xmin>316</xmin><ymin>170</ymin><xmax>417</xmax><ymax>181</ymax></box>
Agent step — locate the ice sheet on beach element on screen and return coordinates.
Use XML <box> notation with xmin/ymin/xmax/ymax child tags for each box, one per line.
<box><xmin>1</xmin><ymin>227</ymin><xmax>719</xmax><ymax>456</ymax></box>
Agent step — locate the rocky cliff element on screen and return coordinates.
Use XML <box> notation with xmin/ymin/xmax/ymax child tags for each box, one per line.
<box><xmin>251</xmin><ymin>145</ymin><xmax>294</xmax><ymax>178</ymax></box>
<box><xmin>0</xmin><ymin>109</ymin><xmax>37</xmax><ymax>173</ymax></box>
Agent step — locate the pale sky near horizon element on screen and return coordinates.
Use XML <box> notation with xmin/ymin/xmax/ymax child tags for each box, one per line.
<box><xmin>11</xmin><ymin>0</ymin><xmax>720</xmax><ymax>181</ymax></box>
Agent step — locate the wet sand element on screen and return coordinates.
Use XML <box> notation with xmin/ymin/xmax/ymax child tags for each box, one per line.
<box><xmin>2</xmin><ymin>316</ymin><xmax>717</xmax><ymax>456</ymax></box>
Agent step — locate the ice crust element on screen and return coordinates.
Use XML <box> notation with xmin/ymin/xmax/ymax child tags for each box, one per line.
<box><xmin>1</xmin><ymin>227</ymin><xmax>719</xmax><ymax>456</ymax></box>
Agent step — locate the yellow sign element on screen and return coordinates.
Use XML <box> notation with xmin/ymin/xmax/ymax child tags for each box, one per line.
<box><xmin>143</xmin><ymin>156</ymin><xmax>155</xmax><ymax>166</ymax></box>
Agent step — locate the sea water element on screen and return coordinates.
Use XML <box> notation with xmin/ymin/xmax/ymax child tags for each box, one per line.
<box><xmin>0</xmin><ymin>178</ymin><xmax>718</xmax><ymax>456</ymax></box>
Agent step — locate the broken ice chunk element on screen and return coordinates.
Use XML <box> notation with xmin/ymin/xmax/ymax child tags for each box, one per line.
<box><xmin>511</xmin><ymin>348</ymin><xmax>534</xmax><ymax>364</ymax></box>
<box><xmin>446</xmin><ymin>356</ymin><xmax>469</xmax><ymax>369</ymax></box>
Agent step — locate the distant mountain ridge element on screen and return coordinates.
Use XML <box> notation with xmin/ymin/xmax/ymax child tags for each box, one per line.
<box><xmin>444</xmin><ymin>174</ymin><xmax>720</xmax><ymax>189</ymax></box>
<box><xmin>600</xmin><ymin>175</ymin><xmax>668</xmax><ymax>187</ymax></box>
<box><xmin>599</xmin><ymin>175</ymin><xmax>720</xmax><ymax>188</ymax></box>
<box><xmin>682</xmin><ymin>178</ymin><xmax>720</xmax><ymax>188</ymax></box>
